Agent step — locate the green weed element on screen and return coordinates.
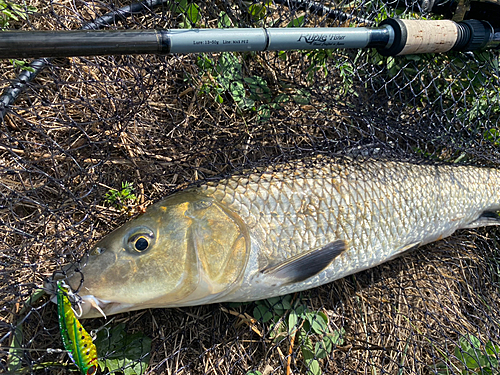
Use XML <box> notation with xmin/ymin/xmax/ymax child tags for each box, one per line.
<box><xmin>104</xmin><ymin>182</ymin><xmax>137</xmax><ymax>211</ymax></box>
<box><xmin>484</xmin><ymin>129</ymin><xmax>500</xmax><ymax>147</ymax></box>
<box><xmin>9</xmin><ymin>58</ymin><xmax>35</xmax><ymax>72</ymax></box>
<box><xmin>301</xmin><ymin>49</ymin><xmax>357</xmax><ymax>96</ymax></box>
<box><xmin>247</xmin><ymin>0</ymin><xmax>272</xmax><ymax>22</ymax></box>
<box><xmin>218</xmin><ymin>10</ymin><xmax>232</xmax><ymax>28</ymax></box>
<box><xmin>0</xmin><ymin>0</ymin><xmax>35</xmax><ymax>28</ymax></box>
<box><xmin>287</xmin><ymin>15</ymin><xmax>305</xmax><ymax>27</ymax></box>
<box><xmin>304</xmin><ymin>49</ymin><xmax>333</xmax><ymax>83</ymax></box>
<box><xmin>252</xmin><ymin>295</ymin><xmax>344</xmax><ymax>375</ymax></box>
<box><xmin>95</xmin><ymin>323</ymin><xmax>152</xmax><ymax>375</ymax></box>
<box><xmin>170</xmin><ymin>0</ymin><xmax>201</xmax><ymax>28</ymax></box>
<box><xmin>194</xmin><ymin>51</ymin><xmax>298</xmax><ymax>122</ymax></box>
<box><xmin>434</xmin><ymin>334</ymin><xmax>500</xmax><ymax>375</ymax></box>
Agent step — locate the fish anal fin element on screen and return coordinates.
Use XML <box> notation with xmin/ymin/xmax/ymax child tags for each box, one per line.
<box><xmin>387</xmin><ymin>241</ymin><xmax>421</xmax><ymax>261</ymax></box>
<box><xmin>259</xmin><ymin>240</ymin><xmax>346</xmax><ymax>286</ymax></box>
<box><xmin>464</xmin><ymin>211</ymin><xmax>500</xmax><ymax>229</ymax></box>
<box><xmin>399</xmin><ymin>242</ymin><xmax>421</xmax><ymax>253</ymax></box>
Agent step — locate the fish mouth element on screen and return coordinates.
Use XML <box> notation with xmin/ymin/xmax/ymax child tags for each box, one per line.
<box><xmin>75</xmin><ymin>295</ymin><xmax>136</xmax><ymax>319</ymax></box>
<box><xmin>44</xmin><ymin>276</ymin><xmax>135</xmax><ymax>319</ymax></box>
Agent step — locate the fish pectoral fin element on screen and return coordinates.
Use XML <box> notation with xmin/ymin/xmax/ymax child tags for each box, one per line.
<box><xmin>464</xmin><ymin>211</ymin><xmax>500</xmax><ymax>229</ymax></box>
<box><xmin>259</xmin><ymin>240</ymin><xmax>346</xmax><ymax>287</ymax></box>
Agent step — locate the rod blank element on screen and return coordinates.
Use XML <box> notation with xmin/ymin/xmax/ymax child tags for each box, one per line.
<box><xmin>0</xmin><ymin>19</ymin><xmax>498</xmax><ymax>59</ymax></box>
<box><xmin>0</xmin><ymin>27</ymin><xmax>392</xmax><ymax>58</ymax></box>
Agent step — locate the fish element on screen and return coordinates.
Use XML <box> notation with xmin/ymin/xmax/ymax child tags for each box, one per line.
<box><xmin>57</xmin><ymin>281</ymin><xmax>98</xmax><ymax>374</ymax></box>
<box><xmin>60</xmin><ymin>156</ymin><xmax>500</xmax><ymax>318</ymax></box>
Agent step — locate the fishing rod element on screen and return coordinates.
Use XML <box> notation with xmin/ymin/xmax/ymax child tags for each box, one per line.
<box><xmin>1</xmin><ymin>18</ymin><xmax>499</xmax><ymax>59</ymax></box>
<box><xmin>1</xmin><ymin>0</ymin><xmax>499</xmax><ymax>121</ymax></box>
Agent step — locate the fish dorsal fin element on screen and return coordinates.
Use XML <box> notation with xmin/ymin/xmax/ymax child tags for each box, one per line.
<box><xmin>464</xmin><ymin>211</ymin><xmax>500</xmax><ymax>229</ymax></box>
<box><xmin>258</xmin><ymin>240</ymin><xmax>346</xmax><ymax>287</ymax></box>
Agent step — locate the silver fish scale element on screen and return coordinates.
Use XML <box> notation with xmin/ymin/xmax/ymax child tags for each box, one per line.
<box><xmin>200</xmin><ymin>157</ymin><xmax>500</xmax><ymax>282</ymax></box>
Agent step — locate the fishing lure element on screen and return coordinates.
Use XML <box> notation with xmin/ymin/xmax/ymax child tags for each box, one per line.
<box><xmin>56</xmin><ymin>281</ymin><xmax>98</xmax><ymax>375</ymax></box>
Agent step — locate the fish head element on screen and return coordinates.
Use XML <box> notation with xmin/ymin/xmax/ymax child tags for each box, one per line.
<box><xmin>64</xmin><ymin>191</ymin><xmax>250</xmax><ymax>318</ymax></box>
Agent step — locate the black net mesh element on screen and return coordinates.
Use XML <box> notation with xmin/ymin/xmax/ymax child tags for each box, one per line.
<box><xmin>1</xmin><ymin>0</ymin><xmax>500</xmax><ymax>374</ymax></box>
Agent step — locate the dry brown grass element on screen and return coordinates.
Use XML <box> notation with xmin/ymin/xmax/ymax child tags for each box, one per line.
<box><xmin>1</xmin><ymin>1</ymin><xmax>500</xmax><ymax>374</ymax></box>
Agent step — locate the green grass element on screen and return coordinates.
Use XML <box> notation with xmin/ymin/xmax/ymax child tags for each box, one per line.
<box><xmin>193</xmin><ymin>51</ymin><xmax>305</xmax><ymax>123</ymax></box>
<box><xmin>0</xmin><ymin>0</ymin><xmax>35</xmax><ymax>28</ymax></box>
<box><xmin>251</xmin><ymin>295</ymin><xmax>344</xmax><ymax>375</ymax></box>
<box><xmin>435</xmin><ymin>335</ymin><xmax>500</xmax><ymax>375</ymax></box>
<box><xmin>104</xmin><ymin>181</ymin><xmax>137</xmax><ymax>211</ymax></box>
<box><xmin>95</xmin><ymin>323</ymin><xmax>151</xmax><ymax>375</ymax></box>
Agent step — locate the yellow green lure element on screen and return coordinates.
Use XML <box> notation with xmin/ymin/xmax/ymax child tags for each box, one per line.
<box><xmin>56</xmin><ymin>281</ymin><xmax>98</xmax><ymax>375</ymax></box>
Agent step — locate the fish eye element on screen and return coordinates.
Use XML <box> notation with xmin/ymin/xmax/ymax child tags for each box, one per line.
<box><xmin>134</xmin><ymin>237</ymin><xmax>149</xmax><ymax>251</ymax></box>
<box><xmin>125</xmin><ymin>227</ymin><xmax>155</xmax><ymax>254</ymax></box>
